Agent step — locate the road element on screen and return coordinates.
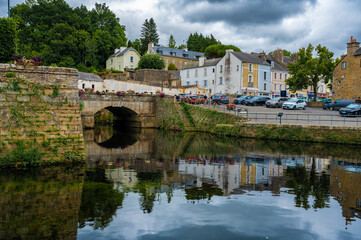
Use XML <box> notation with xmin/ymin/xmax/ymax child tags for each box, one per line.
<box><xmin>199</xmin><ymin>103</ymin><xmax>361</xmax><ymax>127</ymax></box>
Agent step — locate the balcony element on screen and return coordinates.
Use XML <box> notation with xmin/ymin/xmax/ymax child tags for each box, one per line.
<box><xmin>248</xmin><ymin>82</ymin><xmax>254</xmax><ymax>87</ymax></box>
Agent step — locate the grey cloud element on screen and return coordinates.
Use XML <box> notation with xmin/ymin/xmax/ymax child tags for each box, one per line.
<box><xmin>181</xmin><ymin>0</ymin><xmax>316</xmax><ymax>26</ymax></box>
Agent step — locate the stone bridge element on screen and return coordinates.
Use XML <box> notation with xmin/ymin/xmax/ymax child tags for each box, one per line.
<box><xmin>81</xmin><ymin>94</ymin><xmax>166</xmax><ymax>128</ymax></box>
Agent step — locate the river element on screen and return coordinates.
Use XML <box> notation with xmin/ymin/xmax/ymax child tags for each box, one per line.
<box><xmin>1</xmin><ymin>127</ymin><xmax>361</xmax><ymax>240</ymax></box>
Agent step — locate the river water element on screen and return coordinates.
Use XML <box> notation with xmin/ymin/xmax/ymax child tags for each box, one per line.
<box><xmin>1</xmin><ymin>127</ymin><xmax>361</xmax><ymax>240</ymax></box>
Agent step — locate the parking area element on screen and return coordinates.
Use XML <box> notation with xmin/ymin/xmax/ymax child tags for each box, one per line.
<box><xmin>201</xmin><ymin>104</ymin><xmax>361</xmax><ymax>127</ymax></box>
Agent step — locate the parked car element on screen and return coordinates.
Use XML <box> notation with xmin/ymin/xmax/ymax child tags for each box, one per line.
<box><xmin>324</xmin><ymin>99</ymin><xmax>355</xmax><ymax>111</ymax></box>
<box><xmin>282</xmin><ymin>98</ymin><xmax>307</xmax><ymax>110</ymax></box>
<box><xmin>211</xmin><ymin>95</ymin><xmax>229</xmax><ymax>104</ymax></box>
<box><xmin>177</xmin><ymin>93</ymin><xmax>188</xmax><ymax>101</ymax></box>
<box><xmin>244</xmin><ymin>96</ymin><xmax>270</xmax><ymax>106</ymax></box>
<box><xmin>240</xmin><ymin>96</ymin><xmax>255</xmax><ymax>105</ymax></box>
<box><xmin>266</xmin><ymin>97</ymin><xmax>289</xmax><ymax>108</ymax></box>
<box><xmin>321</xmin><ymin>98</ymin><xmax>332</xmax><ymax>103</ymax></box>
<box><xmin>234</xmin><ymin>96</ymin><xmax>250</xmax><ymax>104</ymax></box>
<box><xmin>339</xmin><ymin>104</ymin><xmax>361</xmax><ymax>116</ymax></box>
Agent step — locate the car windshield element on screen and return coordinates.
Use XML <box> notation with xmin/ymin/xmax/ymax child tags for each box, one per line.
<box><xmin>346</xmin><ymin>104</ymin><xmax>360</xmax><ymax>109</ymax></box>
<box><xmin>288</xmin><ymin>99</ymin><xmax>298</xmax><ymax>103</ymax></box>
<box><xmin>252</xmin><ymin>97</ymin><xmax>260</xmax><ymax>100</ymax></box>
<box><xmin>271</xmin><ymin>97</ymin><xmax>281</xmax><ymax>101</ymax></box>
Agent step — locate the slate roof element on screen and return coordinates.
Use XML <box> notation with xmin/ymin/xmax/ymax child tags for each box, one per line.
<box><xmin>152</xmin><ymin>46</ymin><xmax>204</xmax><ymax>60</ymax></box>
<box><xmin>232</xmin><ymin>52</ymin><xmax>270</xmax><ymax>65</ymax></box>
<box><xmin>267</xmin><ymin>55</ymin><xmax>288</xmax><ymax>72</ymax></box>
<box><xmin>78</xmin><ymin>72</ymin><xmax>103</xmax><ymax>82</ymax></box>
<box><xmin>181</xmin><ymin>58</ymin><xmax>221</xmax><ymax>70</ymax></box>
<box><xmin>354</xmin><ymin>47</ymin><xmax>361</xmax><ymax>56</ymax></box>
<box><xmin>109</xmin><ymin>47</ymin><xmax>138</xmax><ymax>58</ymax></box>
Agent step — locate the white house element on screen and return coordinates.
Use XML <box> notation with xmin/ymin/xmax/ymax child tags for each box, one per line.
<box><xmin>106</xmin><ymin>47</ymin><xmax>141</xmax><ymax>71</ymax></box>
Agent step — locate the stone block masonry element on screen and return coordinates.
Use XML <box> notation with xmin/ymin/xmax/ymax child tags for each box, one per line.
<box><xmin>0</xmin><ymin>64</ymin><xmax>85</xmax><ymax>164</ymax></box>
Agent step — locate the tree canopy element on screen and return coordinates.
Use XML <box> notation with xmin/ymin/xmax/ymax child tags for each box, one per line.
<box><xmin>138</xmin><ymin>54</ymin><xmax>164</xmax><ymax>69</ymax></box>
<box><xmin>10</xmin><ymin>0</ymin><xmax>127</xmax><ymax>70</ymax></box>
<box><xmin>168</xmin><ymin>35</ymin><xmax>176</xmax><ymax>48</ymax></box>
<box><xmin>0</xmin><ymin>18</ymin><xmax>17</xmax><ymax>62</ymax></box>
<box><xmin>187</xmin><ymin>33</ymin><xmax>220</xmax><ymax>52</ymax></box>
<box><xmin>140</xmin><ymin>18</ymin><xmax>159</xmax><ymax>55</ymax></box>
<box><xmin>286</xmin><ymin>44</ymin><xmax>336</xmax><ymax>101</ymax></box>
<box><xmin>128</xmin><ymin>39</ymin><xmax>141</xmax><ymax>53</ymax></box>
<box><xmin>204</xmin><ymin>44</ymin><xmax>241</xmax><ymax>58</ymax></box>
<box><xmin>167</xmin><ymin>62</ymin><xmax>176</xmax><ymax>70</ymax></box>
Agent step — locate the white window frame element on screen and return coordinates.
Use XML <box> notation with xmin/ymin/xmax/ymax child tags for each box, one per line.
<box><xmin>219</xmin><ymin>77</ymin><xmax>223</xmax><ymax>85</ymax></box>
<box><xmin>249</xmin><ymin>63</ymin><xmax>253</xmax><ymax>72</ymax></box>
<box><xmin>264</xmin><ymin>71</ymin><xmax>267</xmax><ymax>80</ymax></box>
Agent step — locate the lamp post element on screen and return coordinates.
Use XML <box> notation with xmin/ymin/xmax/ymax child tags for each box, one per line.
<box><xmin>8</xmin><ymin>0</ymin><xmax>10</xmax><ymax>18</ymax></box>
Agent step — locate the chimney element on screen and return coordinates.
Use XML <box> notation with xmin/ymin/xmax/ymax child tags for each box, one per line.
<box><xmin>273</xmin><ymin>49</ymin><xmax>284</xmax><ymax>63</ymax></box>
<box><xmin>199</xmin><ymin>56</ymin><xmax>205</xmax><ymax>67</ymax></box>
<box><xmin>148</xmin><ymin>41</ymin><xmax>155</xmax><ymax>54</ymax></box>
<box><xmin>347</xmin><ymin>36</ymin><xmax>360</xmax><ymax>55</ymax></box>
<box><xmin>114</xmin><ymin>48</ymin><xmax>120</xmax><ymax>54</ymax></box>
<box><xmin>259</xmin><ymin>51</ymin><xmax>266</xmax><ymax>62</ymax></box>
<box><xmin>119</xmin><ymin>46</ymin><xmax>126</xmax><ymax>52</ymax></box>
<box><xmin>226</xmin><ymin>49</ymin><xmax>234</xmax><ymax>53</ymax></box>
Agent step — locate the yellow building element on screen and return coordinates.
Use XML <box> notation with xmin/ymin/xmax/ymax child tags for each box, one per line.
<box><xmin>106</xmin><ymin>47</ymin><xmax>141</xmax><ymax>72</ymax></box>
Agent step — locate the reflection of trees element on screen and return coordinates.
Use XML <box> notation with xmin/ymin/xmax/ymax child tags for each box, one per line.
<box><xmin>78</xmin><ymin>168</ymin><xmax>124</xmax><ymax>230</ymax></box>
<box><xmin>185</xmin><ymin>183</ymin><xmax>223</xmax><ymax>203</ymax></box>
<box><xmin>134</xmin><ymin>172</ymin><xmax>162</xmax><ymax>214</ymax></box>
<box><xmin>285</xmin><ymin>159</ymin><xmax>330</xmax><ymax>210</ymax></box>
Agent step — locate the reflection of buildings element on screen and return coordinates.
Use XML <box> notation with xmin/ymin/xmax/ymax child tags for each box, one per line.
<box><xmin>106</xmin><ymin>168</ymin><xmax>139</xmax><ymax>187</ymax></box>
<box><xmin>330</xmin><ymin>164</ymin><xmax>361</xmax><ymax>224</ymax></box>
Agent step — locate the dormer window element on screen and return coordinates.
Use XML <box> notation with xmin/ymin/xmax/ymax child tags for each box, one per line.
<box><xmin>183</xmin><ymin>54</ymin><xmax>189</xmax><ymax>58</ymax></box>
<box><xmin>170</xmin><ymin>52</ymin><xmax>176</xmax><ymax>56</ymax></box>
<box><xmin>157</xmin><ymin>50</ymin><xmax>163</xmax><ymax>54</ymax></box>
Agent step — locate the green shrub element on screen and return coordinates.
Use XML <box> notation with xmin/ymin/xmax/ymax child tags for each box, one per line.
<box><xmin>51</xmin><ymin>85</ymin><xmax>60</xmax><ymax>98</ymax></box>
<box><xmin>167</xmin><ymin>63</ymin><xmax>176</xmax><ymax>70</ymax></box>
<box><xmin>79</xmin><ymin>101</ymin><xmax>84</xmax><ymax>111</ymax></box>
<box><xmin>5</xmin><ymin>72</ymin><xmax>16</xmax><ymax>78</ymax></box>
<box><xmin>0</xmin><ymin>141</ymin><xmax>43</xmax><ymax>167</ymax></box>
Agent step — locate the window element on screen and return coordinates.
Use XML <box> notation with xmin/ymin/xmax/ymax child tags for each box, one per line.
<box><xmin>274</xmin><ymin>72</ymin><xmax>277</xmax><ymax>79</ymax></box>
<box><xmin>264</xmin><ymin>71</ymin><xmax>267</xmax><ymax>80</ymax></box>
<box><xmin>212</xmin><ymin>68</ymin><xmax>215</xmax><ymax>73</ymax></box>
<box><xmin>280</xmin><ymin>73</ymin><xmax>282</xmax><ymax>79</ymax></box>
<box><xmin>264</xmin><ymin>83</ymin><xmax>267</xmax><ymax>91</ymax></box>
<box><xmin>204</xmin><ymin>68</ymin><xmax>207</xmax><ymax>76</ymax></box>
<box><xmin>92</xmin><ymin>84</ymin><xmax>95</xmax><ymax>89</ymax></box>
<box><xmin>285</xmin><ymin>74</ymin><xmax>288</xmax><ymax>79</ymax></box>
<box><xmin>186</xmin><ymin>81</ymin><xmax>190</xmax><ymax>86</ymax></box>
<box><xmin>237</xmin><ymin>65</ymin><xmax>239</xmax><ymax>71</ymax></box>
<box><xmin>212</xmin><ymin>80</ymin><xmax>215</xmax><ymax>84</ymax></box>
<box><xmin>357</xmin><ymin>199</ymin><xmax>361</xmax><ymax>208</ymax></box>
<box><xmin>320</xmin><ymin>86</ymin><xmax>323</xmax><ymax>92</ymax></box>
<box><xmin>195</xmin><ymin>69</ymin><xmax>198</xmax><ymax>77</ymax></box>
<box><xmin>130</xmin><ymin>56</ymin><xmax>133</xmax><ymax>62</ymax></box>
<box><xmin>274</xmin><ymin>84</ymin><xmax>277</xmax><ymax>90</ymax></box>
<box><xmin>220</xmin><ymin>65</ymin><xmax>223</xmax><ymax>73</ymax></box>
<box><xmin>219</xmin><ymin>77</ymin><xmax>223</xmax><ymax>85</ymax></box>
<box><xmin>119</xmin><ymin>65</ymin><xmax>121</xmax><ymax>70</ymax></box>
<box><xmin>195</xmin><ymin>81</ymin><xmax>199</xmax><ymax>85</ymax></box>
<box><xmin>111</xmin><ymin>59</ymin><xmax>113</xmax><ymax>64</ymax></box>
<box><xmin>204</xmin><ymin>80</ymin><xmax>208</xmax><ymax>86</ymax></box>
<box><xmin>342</xmin><ymin>62</ymin><xmax>347</xmax><ymax>69</ymax></box>
<box><xmin>187</xmin><ymin>70</ymin><xmax>189</xmax><ymax>78</ymax></box>
<box><xmin>248</xmin><ymin>75</ymin><xmax>253</xmax><ymax>87</ymax></box>
<box><xmin>166</xmin><ymin>59</ymin><xmax>169</xmax><ymax>65</ymax></box>
<box><xmin>279</xmin><ymin>84</ymin><xmax>282</xmax><ymax>90</ymax></box>
<box><xmin>249</xmin><ymin>63</ymin><xmax>253</xmax><ymax>72</ymax></box>
<box><xmin>82</xmin><ymin>84</ymin><xmax>85</xmax><ymax>89</ymax></box>
<box><xmin>338</xmin><ymin>80</ymin><xmax>341</xmax><ymax>85</ymax></box>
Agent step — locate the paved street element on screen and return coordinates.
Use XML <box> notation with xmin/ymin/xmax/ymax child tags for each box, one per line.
<box><xmin>199</xmin><ymin>103</ymin><xmax>361</xmax><ymax>127</ymax></box>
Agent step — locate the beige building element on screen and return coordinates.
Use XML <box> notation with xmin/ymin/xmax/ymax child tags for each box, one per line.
<box><xmin>333</xmin><ymin>36</ymin><xmax>361</xmax><ymax>101</ymax></box>
<box><xmin>106</xmin><ymin>47</ymin><xmax>141</xmax><ymax>72</ymax></box>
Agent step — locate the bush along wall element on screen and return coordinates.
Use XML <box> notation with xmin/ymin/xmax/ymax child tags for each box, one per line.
<box><xmin>0</xmin><ymin>66</ymin><xmax>85</xmax><ymax>168</ymax></box>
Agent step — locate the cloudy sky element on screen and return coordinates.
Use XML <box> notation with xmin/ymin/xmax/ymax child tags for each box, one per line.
<box><xmin>1</xmin><ymin>0</ymin><xmax>361</xmax><ymax>56</ymax></box>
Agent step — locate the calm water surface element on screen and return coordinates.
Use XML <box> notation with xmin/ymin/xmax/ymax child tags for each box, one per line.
<box><xmin>1</xmin><ymin>127</ymin><xmax>361</xmax><ymax>240</ymax></box>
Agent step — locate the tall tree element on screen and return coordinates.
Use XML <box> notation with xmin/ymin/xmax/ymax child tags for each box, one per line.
<box><xmin>204</xmin><ymin>44</ymin><xmax>241</xmax><ymax>58</ymax></box>
<box><xmin>140</xmin><ymin>18</ymin><xmax>159</xmax><ymax>54</ymax></box>
<box><xmin>286</xmin><ymin>44</ymin><xmax>336</xmax><ymax>102</ymax></box>
<box><xmin>186</xmin><ymin>33</ymin><xmax>221</xmax><ymax>52</ymax></box>
<box><xmin>0</xmin><ymin>18</ymin><xmax>18</xmax><ymax>62</ymax></box>
<box><xmin>168</xmin><ymin>35</ymin><xmax>176</xmax><ymax>48</ymax></box>
<box><xmin>128</xmin><ymin>39</ymin><xmax>141</xmax><ymax>53</ymax></box>
<box><xmin>138</xmin><ymin>54</ymin><xmax>164</xmax><ymax>69</ymax></box>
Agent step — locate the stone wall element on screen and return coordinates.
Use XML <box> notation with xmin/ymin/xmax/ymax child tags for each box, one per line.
<box><xmin>0</xmin><ymin>64</ymin><xmax>85</xmax><ymax>164</ymax></box>
<box><xmin>135</xmin><ymin>69</ymin><xmax>171</xmax><ymax>87</ymax></box>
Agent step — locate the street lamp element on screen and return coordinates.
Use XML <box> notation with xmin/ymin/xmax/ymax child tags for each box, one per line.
<box><xmin>8</xmin><ymin>0</ymin><xmax>10</xmax><ymax>18</ymax></box>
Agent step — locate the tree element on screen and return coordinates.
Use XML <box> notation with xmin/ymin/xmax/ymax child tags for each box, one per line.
<box><xmin>0</xmin><ymin>18</ymin><xmax>18</xmax><ymax>62</ymax></box>
<box><xmin>286</xmin><ymin>44</ymin><xmax>335</xmax><ymax>102</ymax></box>
<box><xmin>168</xmin><ymin>35</ymin><xmax>176</xmax><ymax>48</ymax></box>
<box><xmin>187</xmin><ymin>33</ymin><xmax>221</xmax><ymax>52</ymax></box>
<box><xmin>283</xmin><ymin>49</ymin><xmax>291</xmax><ymax>57</ymax></box>
<box><xmin>204</xmin><ymin>44</ymin><xmax>241</xmax><ymax>58</ymax></box>
<box><xmin>140</xmin><ymin>18</ymin><xmax>159</xmax><ymax>54</ymax></box>
<box><xmin>128</xmin><ymin>39</ymin><xmax>141</xmax><ymax>53</ymax></box>
<box><xmin>138</xmin><ymin>54</ymin><xmax>164</xmax><ymax>69</ymax></box>
<box><xmin>167</xmin><ymin>63</ymin><xmax>176</xmax><ymax>70</ymax></box>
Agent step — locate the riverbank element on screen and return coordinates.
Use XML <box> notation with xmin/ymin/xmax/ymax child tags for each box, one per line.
<box><xmin>156</xmin><ymin>100</ymin><xmax>361</xmax><ymax>145</ymax></box>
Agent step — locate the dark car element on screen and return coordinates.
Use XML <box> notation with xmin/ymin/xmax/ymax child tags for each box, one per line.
<box><xmin>266</xmin><ymin>97</ymin><xmax>289</xmax><ymax>108</ymax></box>
<box><xmin>211</xmin><ymin>95</ymin><xmax>229</xmax><ymax>104</ymax></box>
<box><xmin>339</xmin><ymin>104</ymin><xmax>361</xmax><ymax>116</ymax></box>
<box><xmin>234</xmin><ymin>96</ymin><xmax>249</xmax><ymax>104</ymax></box>
<box><xmin>244</xmin><ymin>96</ymin><xmax>271</xmax><ymax>106</ymax></box>
<box><xmin>237</xmin><ymin>96</ymin><xmax>254</xmax><ymax>105</ymax></box>
<box><xmin>324</xmin><ymin>99</ymin><xmax>355</xmax><ymax>111</ymax></box>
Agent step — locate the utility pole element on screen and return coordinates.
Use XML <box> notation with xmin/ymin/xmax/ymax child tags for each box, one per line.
<box><xmin>8</xmin><ymin>0</ymin><xmax>10</xmax><ymax>18</ymax></box>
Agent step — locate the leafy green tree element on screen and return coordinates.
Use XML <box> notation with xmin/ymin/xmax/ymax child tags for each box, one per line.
<box><xmin>167</xmin><ymin>63</ymin><xmax>176</xmax><ymax>70</ymax></box>
<box><xmin>286</xmin><ymin>44</ymin><xmax>335</xmax><ymax>102</ymax></box>
<box><xmin>140</xmin><ymin>18</ymin><xmax>159</xmax><ymax>54</ymax></box>
<box><xmin>187</xmin><ymin>33</ymin><xmax>220</xmax><ymax>52</ymax></box>
<box><xmin>168</xmin><ymin>35</ymin><xmax>176</xmax><ymax>48</ymax></box>
<box><xmin>177</xmin><ymin>44</ymin><xmax>187</xmax><ymax>49</ymax></box>
<box><xmin>128</xmin><ymin>39</ymin><xmax>141</xmax><ymax>53</ymax></box>
<box><xmin>0</xmin><ymin>18</ymin><xmax>18</xmax><ymax>63</ymax></box>
<box><xmin>138</xmin><ymin>54</ymin><xmax>164</xmax><ymax>69</ymax></box>
<box><xmin>204</xmin><ymin>44</ymin><xmax>241</xmax><ymax>58</ymax></box>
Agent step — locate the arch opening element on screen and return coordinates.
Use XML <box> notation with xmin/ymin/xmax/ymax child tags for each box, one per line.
<box><xmin>104</xmin><ymin>106</ymin><xmax>141</xmax><ymax>128</ymax></box>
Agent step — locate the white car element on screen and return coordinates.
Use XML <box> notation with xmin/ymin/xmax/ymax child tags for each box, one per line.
<box><xmin>282</xmin><ymin>98</ymin><xmax>307</xmax><ymax>110</ymax></box>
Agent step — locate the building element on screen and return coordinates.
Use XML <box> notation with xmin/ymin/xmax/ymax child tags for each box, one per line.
<box><xmin>267</xmin><ymin>50</ymin><xmax>290</xmax><ymax>97</ymax></box>
<box><xmin>333</xmin><ymin>36</ymin><xmax>361</xmax><ymax>101</ymax></box>
<box><xmin>106</xmin><ymin>47</ymin><xmax>141</xmax><ymax>71</ymax></box>
<box><xmin>147</xmin><ymin>42</ymin><xmax>203</xmax><ymax>70</ymax></box>
<box><xmin>78</xmin><ymin>72</ymin><xmax>104</xmax><ymax>92</ymax></box>
<box><xmin>180</xmin><ymin>49</ymin><xmax>272</xmax><ymax>95</ymax></box>
<box><xmin>180</xmin><ymin>57</ymin><xmax>221</xmax><ymax>94</ymax></box>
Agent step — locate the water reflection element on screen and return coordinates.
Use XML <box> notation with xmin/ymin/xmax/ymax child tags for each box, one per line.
<box><xmin>77</xmin><ymin>127</ymin><xmax>361</xmax><ymax>239</ymax></box>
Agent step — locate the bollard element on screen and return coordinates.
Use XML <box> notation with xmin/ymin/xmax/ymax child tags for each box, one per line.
<box><xmin>278</xmin><ymin>112</ymin><xmax>283</xmax><ymax>124</ymax></box>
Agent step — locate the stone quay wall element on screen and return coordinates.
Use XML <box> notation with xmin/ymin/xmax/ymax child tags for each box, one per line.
<box><xmin>0</xmin><ymin>64</ymin><xmax>85</xmax><ymax>164</ymax></box>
